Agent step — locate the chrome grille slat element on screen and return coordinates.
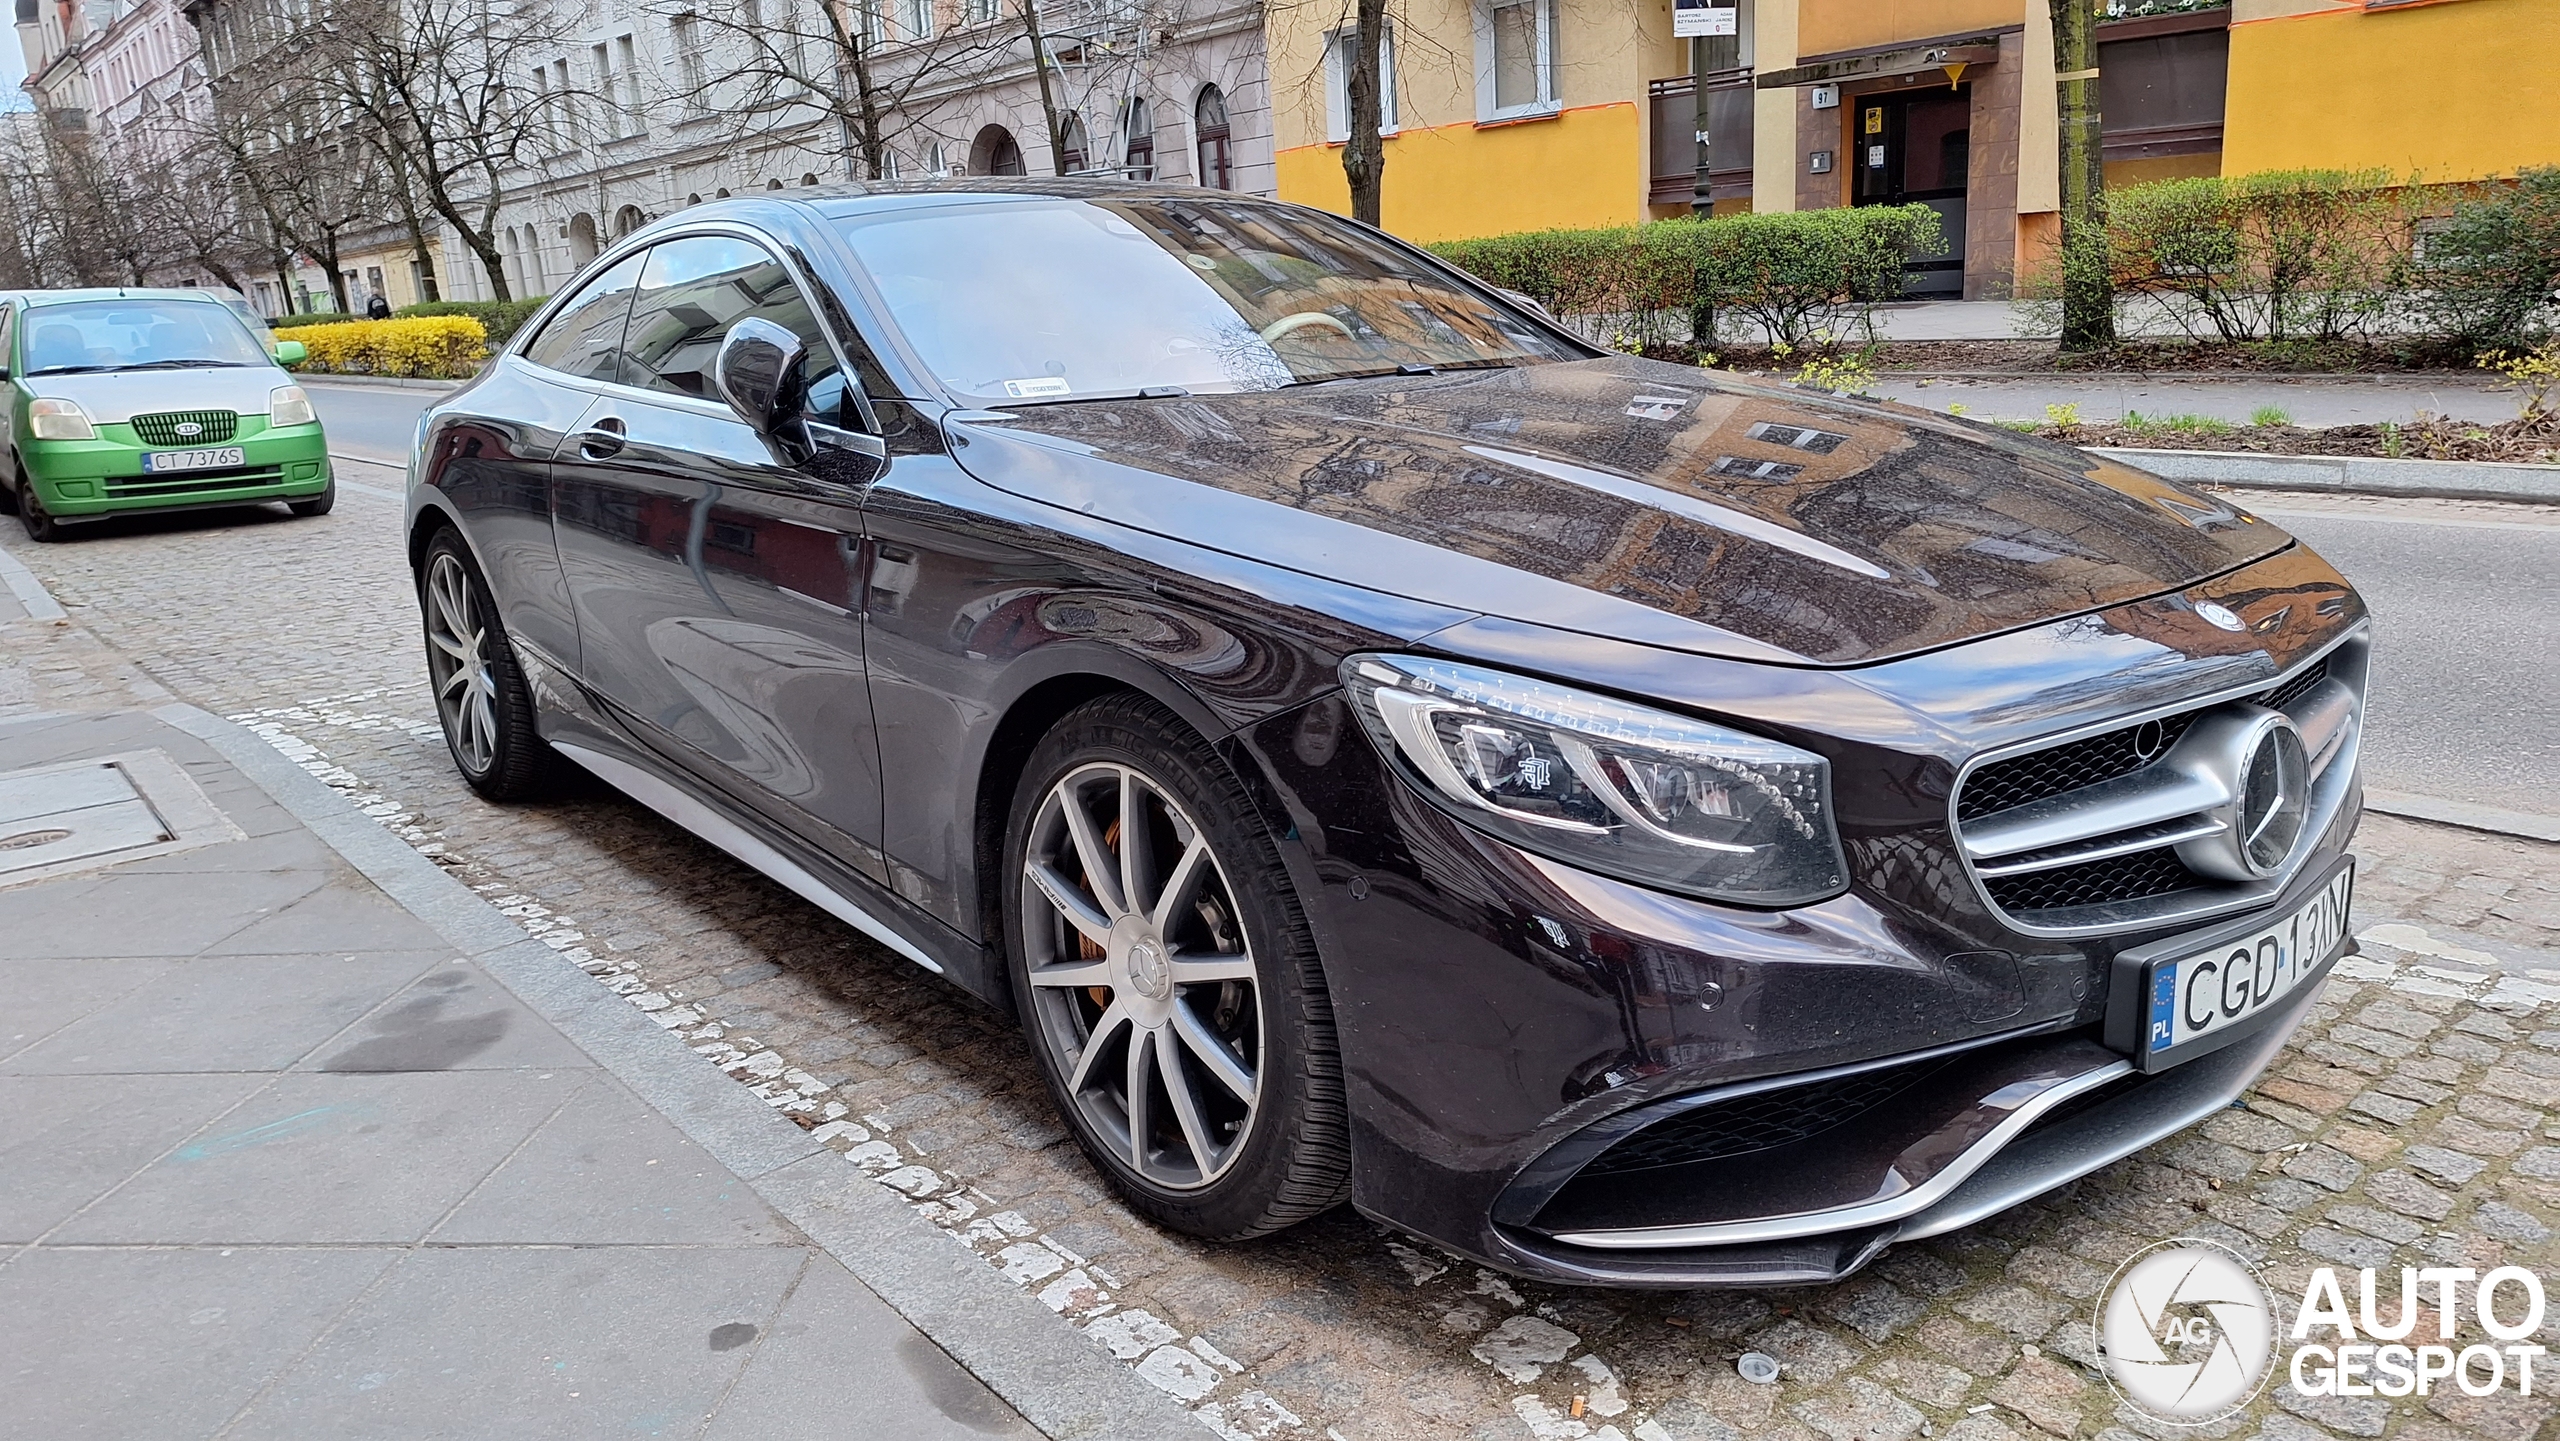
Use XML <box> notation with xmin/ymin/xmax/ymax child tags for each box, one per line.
<box><xmin>129</xmin><ymin>409</ymin><xmax>241</xmax><ymax>446</ymax></box>
<box><xmin>1950</xmin><ymin>632</ymin><xmax>2367</xmax><ymax>937</ymax></box>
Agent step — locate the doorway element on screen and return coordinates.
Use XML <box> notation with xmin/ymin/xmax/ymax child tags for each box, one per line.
<box><xmin>1852</xmin><ymin>87</ymin><xmax>1969</xmax><ymax>297</ymax></box>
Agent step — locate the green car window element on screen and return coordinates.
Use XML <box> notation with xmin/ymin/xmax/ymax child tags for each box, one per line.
<box><xmin>20</xmin><ymin>300</ymin><xmax>272</xmax><ymax>375</ymax></box>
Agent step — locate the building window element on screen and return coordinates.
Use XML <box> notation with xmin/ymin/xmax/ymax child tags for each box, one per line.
<box><xmin>964</xmin><ymin>0</ymin><xmax>993</xmax><ymax>21</ymax></box>
<box><xmin>672</xmin><ymin>14</ymin><xmax>705</xmax><ymax>101</ymax></box>
<box><xmin>1481</xmin><ymin>0</ymin><xmax>1556</xmax><ymax>119</ymax></box>
<box><xmin>1323</xmin><ymin>25</ymin><xmax>1397</xmax><ymax>142</ymax></box>
<box><xmin>1059</xmin><ymin>112</ymin><xmax>1088</xmax><ymax>173</ymax></box>
<box><xmin>1194</xmin><ymin>84</ymin><xmax>1231</xmax><ymax>190</ymax></box>
<box><xmin>1122</xmin><ymin>97</ymin><xmax>1153</xmax><ymax>178</ymax></box>
<box><xmin>901</xmin><ymin>0</ymin><xmax>931</xmax><ymax>38</ymax></box>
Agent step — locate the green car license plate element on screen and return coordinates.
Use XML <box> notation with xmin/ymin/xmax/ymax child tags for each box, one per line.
<box><xmin>142</xmin><ymin>446</ymin><xmax>246</xmax><ymax>474</ymax></box>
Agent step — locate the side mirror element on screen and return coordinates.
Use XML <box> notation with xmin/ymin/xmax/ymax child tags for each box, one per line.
<box><xmin>272</xmin><ymin>340</ymin><xmax>307</xmax><ymax>366</ymax></box>
<box><xmin>714</xmin><ymin>317</ymin><xmax>806</xmax><ymax>437</ymax></box>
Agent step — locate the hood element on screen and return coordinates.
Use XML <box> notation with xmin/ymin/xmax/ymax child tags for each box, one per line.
<box><xmin>952</xmin><ymin>357</ymin><xmax>2292</xmax><ymax>667</ymax></box>
<box><xmin>22</xmin><ymin>366</ymin><xmax>288</xmax><ymax>425</ymax></box>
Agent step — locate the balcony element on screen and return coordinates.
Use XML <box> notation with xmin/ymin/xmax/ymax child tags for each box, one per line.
<box><xmin>1648</xmin><ymin>68</ymin><xmax>1754</xmax><ymax>209</ymax></box>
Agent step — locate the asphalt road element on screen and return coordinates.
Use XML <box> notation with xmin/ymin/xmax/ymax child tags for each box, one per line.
<box><xmin>306</xmin><ymin>385</ymin><xmax>2560</xmax><ymax>820</ymax></box>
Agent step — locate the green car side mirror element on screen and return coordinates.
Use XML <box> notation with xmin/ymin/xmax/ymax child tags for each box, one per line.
<box><xmin>272</xmin><ymin>340</ymin><xmax>308</xmax><ymax>366</ymax></box>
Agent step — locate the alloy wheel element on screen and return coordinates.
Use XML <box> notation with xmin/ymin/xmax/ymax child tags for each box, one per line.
<box><xmin>423</xmin><ymin>551</ymin><xmax>500</xmax><ymax>775</ymax></box>
<box><xmin>1020</xmin><ymin>761</ymin><xmax>1264</xmax><ymax>1190</ymax></box>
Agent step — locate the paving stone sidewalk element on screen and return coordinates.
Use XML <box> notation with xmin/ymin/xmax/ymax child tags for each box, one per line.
<box><xmin>3</xmin><ymin>476</ymin><xmax>2557</xmax><ymax>1441</ymax></box>
<box><xmin>0</xmin><ymin>704</ymin><xmax>1063</xmax><ymax>1440</ymax></box>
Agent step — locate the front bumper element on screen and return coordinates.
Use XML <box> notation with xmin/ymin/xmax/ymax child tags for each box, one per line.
<box><xmin>22</xmin><ymin>422</ymin><xmax>331</xmax><ymax>519</ymax></box>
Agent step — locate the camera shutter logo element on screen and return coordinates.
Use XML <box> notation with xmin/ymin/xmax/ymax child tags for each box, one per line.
<box><xmin>2097</xmin><ymin>1241</ymin><xmax>2276</xmax><ymax>1423</ymax></box>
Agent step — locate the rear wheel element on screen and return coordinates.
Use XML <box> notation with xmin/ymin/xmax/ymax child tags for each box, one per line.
<box><xmin>288</xmin><ymin>481</ymin><xmax>336</xmax><ymax>517</ymax></box>
<box><xmin>420</xmin><ymin>530</ymin><xmax>565</xmax><ymax>800</ymax></box>
<box><xmin>1003</xmin><ymin>695</ymin><xmax>1349</xmax><ymax>1240</ymax></box>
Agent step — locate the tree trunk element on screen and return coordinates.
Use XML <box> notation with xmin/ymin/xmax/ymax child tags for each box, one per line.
<box><xmin>2050</xmin><ymin>0</ymin><xmax>2113</xmax><ymax>351</ymax></box>
<box><xmin>1342</xmin><ymin>0</ymin><xmax>1387</xmax><ymax>226</ymax></box>
<box><xmin>1023</xmin><ymin>0</ymin><xmax>1069</xmax><ymax>176</ymax></box>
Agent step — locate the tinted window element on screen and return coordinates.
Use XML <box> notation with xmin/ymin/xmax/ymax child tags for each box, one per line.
<box><xmin>521</xmin><ymin>253</ymin><xmax>645</xmax><ymax>381</ymax></box>
<box><xmin>623</xmin><ymin>235</ymin><xmax>843</xmax><ymax>407</ymax></box>
<box><xmin>834</xmin><ymin>197</ymin><xmax>1577</xmax><ymax>404</ymax></box>
<box><xmin>19</xmin><ymin>300</ymin><xmax>272</xmax><ymax>374</ymax></box>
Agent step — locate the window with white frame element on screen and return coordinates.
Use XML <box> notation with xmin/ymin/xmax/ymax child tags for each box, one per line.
<box><xmin>671</xmin><ymin>14</ymin><xmax>705</xmax><ymax>101</ymax></box>
<box><xmin>901</xmin><ymin>0</ymin><xmax>931</xmax><ymax>39</ymax></box>
<box><xmin>1481</xmin><ymin>0</ymin><xmax>1555</xmax><ymax>119</ymax></box>
<box><xmin>1323</xmin><ymin>25</ymin><xmax>1397</xmax><ymax>143</ymax></box>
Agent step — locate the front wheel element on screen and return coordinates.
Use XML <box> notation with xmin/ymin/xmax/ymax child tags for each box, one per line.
<box><xmin>420</xmin><ymin>530</ymin><xmax>565</xmax><ymax>800</ymax></box>
<box><xmin>1003</xmin><ymin>695</ymin><xmax>1349</xmax><ymax>1240</ymax></box>
<box><xmin>19</xmin><ymin>480</ymin><xmax>63</xmax><ymax>542</ymax></box>
<box><xmin>288</xmin><ymin>481</ymin><xmax>336</xmax><ymax>517</ymax></box>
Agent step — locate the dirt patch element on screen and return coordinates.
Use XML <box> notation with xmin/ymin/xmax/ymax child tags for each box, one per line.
<box><xmin>2041</xmin><ymin>414</ymin><xmax>2560</xmax><ymax>463</ymax></box>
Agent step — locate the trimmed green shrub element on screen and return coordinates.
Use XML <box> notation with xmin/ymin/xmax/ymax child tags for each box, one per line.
<box><xmin>273</xmin><ymin>309</ymin><xmax>356</xmax><ymax>329</ymax></box>
<box><xmin>2106</xmin><ymin>170</ymin><xmax>2418</xmax><ymax>343</ymax></box>
<box><xmin>2415</xmin><ymin>168</ymin><xmax>2560</xmax><ymax>350</ymax></box>
<box><xmin>395</xmin><ymin>296</ymin><xmax>549</xmax><ymax>347</ymax></box>
<box><xmin>1429</xmin><ymin>206</ymin><xmax>1944</xmax><ymax>350</ymax></box>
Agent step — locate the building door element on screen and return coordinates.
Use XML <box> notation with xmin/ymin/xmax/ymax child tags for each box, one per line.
<box><xmin>1852</xmin><ymin>88</ymin><xmax>1969</xmax><ymax>297</ymax></box>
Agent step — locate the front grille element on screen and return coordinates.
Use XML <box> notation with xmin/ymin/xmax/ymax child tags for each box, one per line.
<box><xmin>1985</xmin><ymin>846</ymin><xmax>2198</xmax><ymax>913</ymax></box>
<box><xmin>104</xmin><ymin>466</ymin><xmax>285</xmax><ymax>497</ymax></box>
<box><xmin>1958</xmin><ymin>711</ymin><xmax>2199</xmax><ymax>822</ymax></box>
<box><xmin>1952</xmin><ymin>639</ymin><xmax>2364</xmax><ymax>934</ymax></box>
<box><xmin>1578</xmin><ymin>1058</ymin><xmax>1948</xmax><ymax>1177</ymax></box>
<box><xmin>129</xmin><ymin>410</ymin><xmax>241</xmax><ymax>446</ymax></box>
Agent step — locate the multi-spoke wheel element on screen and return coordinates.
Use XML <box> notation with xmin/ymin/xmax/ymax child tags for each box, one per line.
<box><xmin>1006</xmin><ymin>696</ymin><xmax>1350</xmax><ymax>1238</ymax></box>
<box><xmin>419</xmin><ymin>530</ymin><xmax>564</xmax><ymax>801</ymax></box>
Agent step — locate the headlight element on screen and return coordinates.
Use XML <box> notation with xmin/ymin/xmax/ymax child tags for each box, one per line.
<box><xmin>1341</xmin><ymin>655</ymin><xmax>1848</xmax><ymax>907</ymax></box>
<box><xmin>269</xmin><ymin>385</ymin><xmax>316</xmax><ymax>428</ymax></box>
<box><xmin>28</xmin><ymin>398</ymin><xmax>95</xmax><ymax>440</ymax></box>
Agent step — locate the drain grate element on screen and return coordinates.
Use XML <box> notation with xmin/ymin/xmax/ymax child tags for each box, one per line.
<box><xmin>0</xmin><ymin>751</ymin><xmax>241</xmax><ymax>887</ymax></box>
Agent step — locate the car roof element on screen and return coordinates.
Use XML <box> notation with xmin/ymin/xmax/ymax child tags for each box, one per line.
<box><xmin>14</xmin><ymin>287</ymin><xmax>243</xmax><ymax>309</ymax></box>
<box><xmin>664</xmin><ymin>177</ymin><xmax>1298</xmax><ymax>225</ymax></box>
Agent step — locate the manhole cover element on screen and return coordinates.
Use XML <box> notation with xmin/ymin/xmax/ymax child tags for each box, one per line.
<box><xmin>0</xmin><ymin>750</ymin><xmax>239</xmax><ymax>887</ymax></box>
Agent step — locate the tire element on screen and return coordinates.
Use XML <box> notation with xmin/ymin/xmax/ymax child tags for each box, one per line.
<box><xmin>0</xmin><ymin>467</ymin><xmax>18</xmax><ymax>516</ymax></box>
<box><xmin>1002</xmin><ymin>693</ymin><xmax>1350</xmax><ymax>1240</ymax></box>
<box><xmin>288</xmin><ymin>480</ymin><xmax>336</xmax><ymax>517</ymax></box>
<box><xmin>19</xmin><ymin>479</ymin><xmax>63</xmax><ymax>542</ymax></box>
<box><xmin>419</xmin><ymin>529</ymin><xmax>566</xmax><ymax>800</ymax></box>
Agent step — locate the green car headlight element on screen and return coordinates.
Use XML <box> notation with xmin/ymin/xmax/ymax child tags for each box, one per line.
<box><xmin>269</xmin><ymin>385</ymin><xmax>316</xmax><ymax>428</ymax></box>
<box><xmin>29</xmin><ymin>398</ymin><xmax>96</xmax><ymax>441</ymax></box>
<box><xmin>1341</xmin><ymin>655</ymin><xmax>1849</xmax><ymax>908</ymax></box>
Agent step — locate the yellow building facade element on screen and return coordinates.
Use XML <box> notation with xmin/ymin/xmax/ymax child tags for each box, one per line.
<box><xmin>1269</xmin><ymin>0</ymin><xmax>2558</xmax><ymax>298</ymax></box>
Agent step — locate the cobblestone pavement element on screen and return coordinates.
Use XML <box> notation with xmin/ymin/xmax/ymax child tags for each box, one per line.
<box><xmin>5</xmin><ymin>474</ymin><xmax>2555</xmax><ymax>1441</ymax></box>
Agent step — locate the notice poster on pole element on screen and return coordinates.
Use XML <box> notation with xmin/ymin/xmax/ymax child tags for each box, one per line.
<box><xmin>1673</xmin><ymin>0</ymin><xmax>1737</xmax><ymax>38</ymax></box>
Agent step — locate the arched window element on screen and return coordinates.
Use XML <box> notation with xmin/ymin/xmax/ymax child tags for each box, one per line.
<box><xmin>613</xmin><ymin>203</ymin><xmax>646</xmax><ymax>236</ymax></box>
<box><xmin>566</xmin><ymin>213</ymin><xmax>599</xmax><ymax>267</ymax></box>
<box><xmin>970</xmin><ymin>124</ymin><xmax>1024</xmax><ymax>177</ymax></box>
<box><xmin>502</xmin><ymin>226</ymin><xmax>523</xmax><ymax>295</ymax></box>
<box><xmin>713</xmin><ymin>187</ymin><xmax>731</xmax><ymax>199</ymax></box>
<box><xmin>925</xmin><ymin>142</ymin><xmax>946</xmax><ymax>177</ymax></box>
<box><xmin>802</xmin><ymin>173</ymin><xmax>820</xmax><ymax>185</ymax></box>
<box><xmin>767</xmin><ymin>178</ymin><xmax>784</xmax><ymax>189</ymax></box>
<box><xmin>1059</xmin><ymin>112</ymin><xmax>1087</xmax><ymax>174</ymax></box>
<box><xmin>686</xmin><ymin>192</ymin><xmax>703</xmax><ymax>206</ymax></box>
<box><xmin>1195</xmin><ymin>85</ymin><xmax>1231</xmax><ymax>191</ymax></box>
<box><xmin>1122</xmin><ymin>97</ymin><xmax>1153</xmax><ymax>179</ymax></box>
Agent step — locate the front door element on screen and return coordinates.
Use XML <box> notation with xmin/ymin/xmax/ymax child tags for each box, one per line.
<box><xmin>1853</xmin><ymin>87</ymin><xmax>1970</xmax><ymax>297</ymax></box>
<box><xmin>549</xmin><ymin>233</ymin><xmax>893</xmax><ymax>882</ymax></box>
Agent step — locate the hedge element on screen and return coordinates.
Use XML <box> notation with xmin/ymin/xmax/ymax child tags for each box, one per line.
<box><xmin>1429</xmin><ymin>206</ymin><xmax>1945</xmax><ymax>350</ymax></box>
<box><xmin>395</xmin><ymin>297</ymin><xmax>549</xmax><ymax>347</ymax></box>
<box><xmin>275</xmin><ymin>315</ymin><xmax>490</xmax><ymax>379</ymax></box>
<box><xmin>272</xmin><ymin>309</ymin><xmax>356</xmax><ymax>329</ymax></box>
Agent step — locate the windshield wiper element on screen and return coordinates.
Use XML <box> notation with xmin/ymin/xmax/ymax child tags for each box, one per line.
<box><xmin>27</xmin><ymin>364</ymin><xmax>116</xmax><ymax>375</ymax></box>
<box><xmin>113</xmin><ymin>359</ymin><xmax>249</xmax><ymax>371</ymax></box>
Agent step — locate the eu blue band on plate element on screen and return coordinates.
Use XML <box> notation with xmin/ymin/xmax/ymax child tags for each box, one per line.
<box><xmin>2148</xmin><ymin>964</ymin><xmax>2179</xmax><ymax>1050</ymax></box>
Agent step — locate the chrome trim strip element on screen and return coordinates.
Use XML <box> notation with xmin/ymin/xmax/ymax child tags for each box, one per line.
<box><xmin>1974</xmin><ymin>816</ymin><xmax>2225</xmax><ymax>877</ymax></box>
<box><xmin>553</xmin><ymin>741</ymin><xmax>945</xmax><ymax>975</ymax></box>
<box><xmin>1545</xmin><ymin>1058</ymin><xmax>2136</xmax><ymax>1249</ymax></box>
<box><xmin>1963</xmin><ymin>767</ymin><xmax>2228</xmax><ymax>861</ymax></box>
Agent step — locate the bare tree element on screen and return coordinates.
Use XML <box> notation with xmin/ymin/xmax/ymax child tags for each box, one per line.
<box><xmin>203</xmin><ymin>94</ymin><xmax>395</xmax><ymax>313</ymax></box>
<box><xmin>2049</xmin><ymin>0</ymin><xmax>2113</xmax><ymax>350</ymax></box>
<box><xmin>651</xmin><ymin>0</ymin><xmax>1012</xmax><ymax>182</ymax></box>
<box><xmin>300</xmin><ymin>0</ymin><xmax>592</xmax><ymax>301</ymax></box>
<box><xmin>1341</xmin><ymin>0</ymin><xmax>1387</xmax><ymax>224</ymax></box>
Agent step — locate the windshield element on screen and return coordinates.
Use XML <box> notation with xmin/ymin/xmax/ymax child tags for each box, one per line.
<box><xmin>836</xmin><ymin>197</ymin><xmax>1581</xmax><ymax>403</ymax></box>
<box><xmin>20</xmin><ymin>300</ymin><xmax>273</xmax><ymax>375</ymax></box>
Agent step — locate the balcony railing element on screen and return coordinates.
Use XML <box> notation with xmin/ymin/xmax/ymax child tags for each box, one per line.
<box><xmin>1647</xmin><ymin>68</ymin><xmax>1754</xmax><ymax>208</ymax></box>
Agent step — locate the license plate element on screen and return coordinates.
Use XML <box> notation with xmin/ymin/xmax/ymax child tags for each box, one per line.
<box><xmin>2142</xmin><ymin>861</ymin><xmax>2353</xmax><ymax>1068</ymax></box>
<box><xmin>142</xmin><ymin>446</ymin><xmax>245</xmax><ymax>474</ymax></box>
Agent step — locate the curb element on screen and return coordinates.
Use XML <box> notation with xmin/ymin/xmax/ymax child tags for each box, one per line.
<box><xmin>2092</xmin><ymin>446</ymin><xmax>2560</xmax><ymax>505</ymax></box>
<box><xmin>296</xmin><ymin>374</ymin><xmax>466</xmax><ymax>393</ymax></box>
<box><xmin>2366</xmin><ymin>788</ymin><xmax>2560</xmax><ymax>845</ymax></box>
<box><xmin>0</xmin><ymin>540</ymin><xmax>66</xmax><ymax>621</ymax></box>
<box><xmin>150</xmin><ymin>701</ymin><xmax>1209</xmax><ymax>1441</ymax></box>
<box><xmin>1881</xmin><ymin>369</ymin><xmax>2502</xmax><ymax>385</ymax></box>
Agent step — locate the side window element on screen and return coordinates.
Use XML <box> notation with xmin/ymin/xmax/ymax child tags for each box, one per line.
<box><xmin>0</xmin><ymin>306</ymin><xmax>14</xmax><ymax>372</ymax></box>
<box><xmin>623</xmin><ymin>234</ymin><xmax>845</xmax><ymax>415</ymax></box>
<box><xmin>520</xmin><ymin>252</ymin><xmax>646</xmax><ymax>382</ymax></box>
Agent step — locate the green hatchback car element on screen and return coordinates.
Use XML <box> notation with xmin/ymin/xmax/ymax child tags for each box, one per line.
<box><xmin>0</xmin><ymin>288</ymin><xmax>334</xmax><ymax>541</ymax></box>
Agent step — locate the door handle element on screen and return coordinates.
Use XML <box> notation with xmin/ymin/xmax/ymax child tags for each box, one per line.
<box><xmin>577</xmin><ymin>415</ymin><xmax>626</xmax><ymax>459</ymax></box>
